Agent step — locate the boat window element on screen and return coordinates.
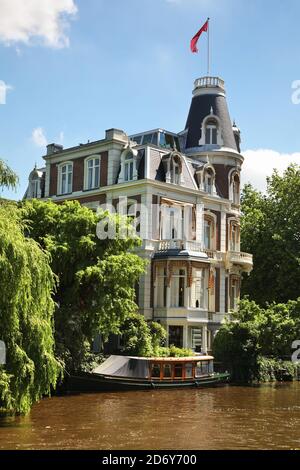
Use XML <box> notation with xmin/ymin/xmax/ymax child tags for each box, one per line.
<box><xmin>196</xmin><ymin>361</ymin><xmax>209</xmax><ymax>376</ymax></box>
<box><xmin>163</xmin><ymin>364</ymin><xmax>172</xmax><ymax>378</ymax></box>
<box><xmin>174</xmin><ymin>364</ymin><xmax>183</xmax><ymax>378</ymax></box>
<box><xmin>151</xmin><ymin>363</ymin><xmax>161</xmax><ymax>378</ymax></box>
<box><xmin>185</xmin><ymin>363</ymin><xmax>193</xmax><ymax>378</ymax></box>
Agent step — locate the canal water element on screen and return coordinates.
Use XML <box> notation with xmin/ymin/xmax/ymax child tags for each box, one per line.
<box><xmin>0</xmin><ymin>383</ymin><xmax>299</xmax><ymax>450</ymax></box>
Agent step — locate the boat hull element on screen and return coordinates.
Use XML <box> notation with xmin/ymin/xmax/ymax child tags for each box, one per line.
<box><xmin>66</xmin><ymin>372</ymin><xmax>230</xmax><ymax>393</ymax></box>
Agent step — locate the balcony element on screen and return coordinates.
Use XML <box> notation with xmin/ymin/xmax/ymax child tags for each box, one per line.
<box><xmin>194</xmin><ymin>76</ymin><xmax>225</xmax><ymax>90</ymax></box>
<box><xmin>226</xmin><ymin>251</ymin><xmax>253</xmax><ymax>272</ymax></box>
<box><xmin>156</xmin><ymin>240</ymin><xmax>223</xmax><ymax>262</ymax></box>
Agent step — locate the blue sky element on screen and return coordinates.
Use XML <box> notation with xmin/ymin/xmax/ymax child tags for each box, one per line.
<box><xmin>1</xmin><ymin>0</ymin><xmax>300</xmax><ymax>200</ymax></box>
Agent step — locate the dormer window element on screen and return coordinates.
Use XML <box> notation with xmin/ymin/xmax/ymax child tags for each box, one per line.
<box><xmin>85</xmin><ymin>157</ymin><xmax>100</xmax><ymax>190</ymax></box>
<box><xmin>197</xmin><ymin>164</ymin><xmax>216</xmax><ymax>195</ymax></box>
<box><xmin>205</xmin><ymin>119</ymin><xmax>218</xmax><ymax>145</ymax></box>
<box><xmin>171</xmin><ymin>156</ymin><xmax>180</xmax><ymax>184</ymax></box>
<box><xmin>199</xmin><ymin>111</ymin><xmax>223</xmax><ymax>147</ymax></box>
<box><xmin>59</xmin><ymin>163</ymin><xmax>73</xmax><ymax>195</ymax></box>
<box><xmin>118</xmin><ymin>148</ymin><xmax>138</xmax><ymax>184</ymax></box>
<box><xmin>204</xmin><ymin>169</ymin><xmax>214</xmax><ymax>194</ymax></box>
<box><xmin>125</xmin><ymin>152</ymin><xmax>134</xmax><ymax>182</ymax></box>
<box><xmin>162</xmin><ymin>152</ymin><xmax>183</xmax><ymax>185</ymax></box>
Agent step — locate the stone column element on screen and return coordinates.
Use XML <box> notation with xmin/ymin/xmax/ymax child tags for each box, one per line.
<box><xmin>202</xmin><ymin>325</ymin><xmax>208</xmax><ymax>354</ymax></box>
<box><xmin>196</xmin><ymin>200</ymin><xmax>204</xmax><ymax>245</ymax></box>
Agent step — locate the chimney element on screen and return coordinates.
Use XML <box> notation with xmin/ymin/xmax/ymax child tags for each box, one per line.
<box><xmin>47</xmin><ymin>143</ymin><xmax>64</xmax><ymax>156</ymax></box>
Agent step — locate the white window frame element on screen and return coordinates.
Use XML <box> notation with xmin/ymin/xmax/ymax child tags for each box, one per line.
<box><xmin>170</xmin><ymin>268</ymin><xmax>186</xmax><ymax>308</ymax></box>
<box><xmin>58</xmin><ymin>162</ymin><xmax>73</xmax><ymax>195</ymax></box>
<box><xmin>84</xmin><ymin>156</ymin><xmax>101</xmax><ymax>191</ymax></box>
<box><xmin>31</xmin><ymin>179</ymin><xmax>39</xmax><ymax>198</ymax></box>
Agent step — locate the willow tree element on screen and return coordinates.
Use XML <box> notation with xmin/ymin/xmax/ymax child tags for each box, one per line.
<box><xmin>0</xmin><ymin>205</ymin><xmax>62</xmax><ymax>414</ymax></box>
<box><xmin>0</xmin><ymin>159</ymin><xmax>18</xmax><ymax>191</ymax></box>
<box><xmin>20</xmin><ymin>199</ymin><xmax>147</xmax><ymax>372</ymax></box>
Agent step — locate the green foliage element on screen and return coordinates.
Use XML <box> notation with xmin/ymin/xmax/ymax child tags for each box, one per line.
<box><xmin>154</xmin><ymin>346</ymin><xmax>194</xmax><ymax>358</ymax></box>
<box><xmin>19</xmin><ymin>199</ymin><xmax>147</xmax><ymax>372</ymax></box>
<box><xmin>241</xmin><ymin>165</ymin><xmax>300</xmax><ymax>304</ymax></box>
<box><xmin>121</xmin><ymin>314</ymin><xmax>167</xmax><ymax>357</ymax></box>
<box><xmin>256</xmin><ymin>357</ymin><xmax>299</xmax><ymax>383</ymax></box>
<box><xmin>0</xmin><ymin>205</ymin><xmax>61</xmax><ymax>414</ymax></box>
<box><xmin>0</xmin><ymin>159</ymin><xmax>18</xmax><ymax>190</ymax></box>
<box><xmin>213</xmin><ymin>298</ymin><xmax>300</xmax><ymax>383</ymax></box>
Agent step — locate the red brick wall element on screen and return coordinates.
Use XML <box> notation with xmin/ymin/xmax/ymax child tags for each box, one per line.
<box><xmin>49</xmin><ymin>164</ymin><xmax>58</xmax><ymax>196</ymax></box>
<box><xmin>214</xmin><ymin>164</ymin><xmax>234</xmax><ymax>199</ymax></box>
<box><xmin>49</xmin><ymin>152</ymin><xmax>108</xmax><ymax>197</ymax></box>
<box><xmin>215</xmin><ymin>268</ymin><xmax>220</xmax><ymax>313</ymax></box>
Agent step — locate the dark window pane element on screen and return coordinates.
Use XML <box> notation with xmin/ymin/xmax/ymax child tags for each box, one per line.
<box><xmin>174</xmin><ymin>365</ymin><xmax>183</xmax><ymax>378</ymax></box>
<box><xmin>163</xmin><ymin>364</ymin><xmax>172</xmax><ymax>378</ymax></box>
<box><xmin>151</xmin><ymin>364</ymin><xmax>161</xmax><ymax>378</ymax></box>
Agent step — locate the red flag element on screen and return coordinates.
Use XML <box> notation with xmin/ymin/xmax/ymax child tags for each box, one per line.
<box><xmin>190</xmin><ymin>19</ymin><xmax>209</xmax><ymax>53</ymax></box>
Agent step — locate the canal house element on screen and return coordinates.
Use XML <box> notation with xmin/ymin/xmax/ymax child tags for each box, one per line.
<box><xmin>24</xmin><ymin>76</ymin><xmax>253</xmax><ymax>353</ymax></box>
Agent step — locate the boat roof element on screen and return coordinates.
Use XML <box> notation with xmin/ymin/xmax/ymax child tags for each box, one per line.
<box><xmin>92</xmin><ymin>355</ymin><xmax>214</xmax><ymax>379</ymax></box>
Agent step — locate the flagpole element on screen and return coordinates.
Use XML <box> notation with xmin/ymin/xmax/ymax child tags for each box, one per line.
<box><xmin>207</xmin><ymin>17</ymin><xmax>210</xmax><ymax>76</ymax></box>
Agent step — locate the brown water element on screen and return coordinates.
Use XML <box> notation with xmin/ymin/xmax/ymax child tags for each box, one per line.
<box><xmin>0</xmin><ymin>383</ymin><xmax>300</xmax><ymax>450</ymax></box>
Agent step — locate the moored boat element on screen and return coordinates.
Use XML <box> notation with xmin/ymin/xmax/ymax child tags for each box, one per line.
<box><xmin>67</xmin><ymin>355</ymin><xmax>230</xmax><ymax>392</ymax></box>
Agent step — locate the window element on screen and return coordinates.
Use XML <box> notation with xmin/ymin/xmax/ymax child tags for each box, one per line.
<box><xmin>161</xmin><ymin>205</ymin><xmax>183</xmax><ymax>240</ymax></box>
<box><xmin>60</xmin><ymin>163</ymin><xmax>73</xmax><ymax>195</ymax></box>
<box><xmin>157</xmin><ymin>267</ymin><xmax>168</xmax><ymax>308</ymax></box>
<box><xmin>170</xmin><ymin>268</ymin><xmax>186</xmax><ymax>308</ymax></box>
<box><xmin>163</xmin><ymin>364</ymin><xmax>172</xmax><ymax>378</ymax></box>
<box><xmin>174</xmin><ymin>364</ymin><xmax>183</xmax><ymax>378</ymax></box>
<box><xmin>205</xmin><ymin>119</ymin><xmax>218</xmax><ymax>145</ymax></box>
<box><xmin>170</xmin><ymin>156</ymin><xmax>181</xmax><ymax>184</ymax></box>
<box><xmin>151</xmin><ymin>364</ymin><xmax>161</xmax><ymax>378</ymax></box>
<box><xmin>185</xmin><ymin>363</ymin><xmax>193</xmax><ymax>378</ymax></box>
<box><xmin>230</xmin><ymin>222</ymin><xmax>239</xmax><ymax>252</ymax></box>
<box><xmin>190</xmin><ymin>269</ymin><xmax>207</xmax><ymax>309</ymax></box>
<box><xmin>204</xmin><ymin>217</ymin><xmax>214</xmax><ymax>250</ymax></box>
<box><xmin>230</xmin><ymin>278</ymin><xmax>240</xmax><ymax>311</ymax></box>
<box><xmin>203</xmin><ymin>168</ymin><xmax>215</xmax><ymax>194</ymax></box>
<box><xmin>124</xmin><ymin>153</ymin><xmax>134</xmax><ymax>182</ymax></box>
<box><xmin>31</xmin><ymin>180</ymin><xmax>39</xmax><ymax>198</ymax></box>
<box><xmin>169</xmin><ymin>326</ymin><xmax>183</xmax><ymax>348</ymax></box>
<box><xmin>86</xmin><ymin>157</ymin><xmax>100</xmax><ymax>190</ymax></box>
<box><xmin>232</xmin><ymin>174</ymin><xmax>240</xmax><ymax>204</ymax></box>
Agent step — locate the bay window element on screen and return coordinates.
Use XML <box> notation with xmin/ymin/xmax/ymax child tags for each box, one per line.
<box><xmin>190</xmin><ymin>269</ymin><xmax>207</xmax><ymax>309</ymax></box>
<box><xmin>170</xmin><ymin>268</ymin><xmax>186</xmax><ymax>308</ymax></box>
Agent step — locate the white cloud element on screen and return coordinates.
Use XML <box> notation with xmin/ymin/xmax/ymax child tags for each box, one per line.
<box><xmin>0</xmin><ymin>80</ymin><xmax>13</xmax><ymax>104</ymax></box>
<box><xmin>58</xmin><ymin>131</ymin><xmax>64</xmax><ymax>144</ymax></box>
<box><xmin>0</xmin><ymin>0</ymin><xmax>78</xmax><ymax>48</ymax></box>
<box><xmin>32</xmin><ymin>127</ymin><xmax>48</xmax><ymax>148</ymax></box>
<box><xmin>242</xmin><ymin>149</ymin><xmax>300</xmax><ymax>192</ymax></box>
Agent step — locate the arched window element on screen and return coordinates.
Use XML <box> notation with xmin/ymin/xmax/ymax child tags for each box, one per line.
<box><xmin>229</xmin><ymin>220</ymin><xmax>240</xmax><ymax>252</ymax></box>
<box><xmin>205</xmin><ymin>119</ymin><xmax>218</xmax><ymax>145</ymax></box>
<box><xmin>204</xmin><ymin>168</ymin><xmax>214</xmax><ymax>194</ymax></box>
<box><xmin>162</xmin><ymin>152</ymin><xmax>183</xmax><ymax>185</ymax></box>
<box><xmin>232</xmin><ymin>174</ymin><xmax>240</xmax><ymax>204</ymax></box>
<box><xmin>171</xmin><ymin>155</ymin><xmax>181</xmax><ymax>184</ymax></box>
<box><xmin>204</xmin><ymin>215</ymin><xmax>215</xmax><ymax>250</ymax></box>
<box><xmin>59</xmin><ymin>162</ymin><xmax>73</xmax><ymax>195</ymax></box>
<box><xmin>31</xmin><ymin>179</ymin><xmax>39</xmax><ymax>198</ymax></box>
<box><xmin>85</xmin><ymin>156</ymin><xmax>100</xmax><ymax>190</ymax></box>
<box><xmin>124</xmin><ymin>152</ymin><xmax>134</xmax><ymax>182</ymax></box>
